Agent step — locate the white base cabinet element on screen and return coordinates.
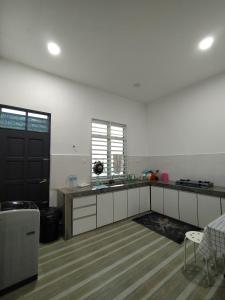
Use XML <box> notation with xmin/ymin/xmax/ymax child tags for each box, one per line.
<box><xmin>72</xmin><ymin>195</ymin><xmax>97</xmax><ymax>236</ymax></box>
<box><xmin>128</xmin><ymin>188</ymin><xmax>140</xmax><ymax>217</ymax></box>
<box><xmin>113</xmin><ymin>190</ymin><xmax>128</xmax><ymax>222</ymax></box>
<box><xmin>164</xmin><ymin>188</ymin><xmax>179</xmax><ymax>220</ymax></box>
<box><xmin>151</xmin><ymin>186</ymin><xmax>164</xmax><ymax>214</ymax></box>
<box><xmin>221</xmin><ymin>198</ymin><xmax>225</xmax><ymax>215</ymax></box>
<box><xmin>198</xmin><ymin>194</ymin><xmax>221</xmax><ymax>228</ymax></box>
<box><xmin>97</xmin><ymin>193</ymin><xmax>114</xmax><ymax>227</ymax></box>
<box><xmin>139</xmin><ymin>187</ymin><xmax>150</xmax><ymax>213</ymax></box>
<box><xmin>179</xmin><ymin>191</ymin><xmax>198</xmax><ymax>226</ymax></box>
<box><xmin>72</xmin><ymin>184</ymin><xmax>225</xmax><ymax>236</ymax></box>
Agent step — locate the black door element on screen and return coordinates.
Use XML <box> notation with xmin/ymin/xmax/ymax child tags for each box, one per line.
<box><xmin>0</xmin><ymin>106</ymin><xmax>50</xmax><ymax>208</ymax></box>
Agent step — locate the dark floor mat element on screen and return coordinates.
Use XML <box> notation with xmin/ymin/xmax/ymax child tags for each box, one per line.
<box><xmin>133</xmin><ymin>211</ymin><xmax>201</xmax><ymax>244</ymax></box>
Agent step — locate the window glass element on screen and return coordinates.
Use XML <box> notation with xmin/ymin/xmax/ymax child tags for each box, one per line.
<box><xmin>0</xmin><ymin>108</ymin><xmax>26</xmax><ymax>130</ymax></box>
<box><xmin>27</xmin><ymin>112</ymin><xmax>49</xmax><ymax>132</ymax></box>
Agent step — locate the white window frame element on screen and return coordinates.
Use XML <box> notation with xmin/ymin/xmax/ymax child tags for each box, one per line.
<box><xmin>91</xmin><ymin>118</ymin><xmax>127</xmax><ymax>181</ymax></box>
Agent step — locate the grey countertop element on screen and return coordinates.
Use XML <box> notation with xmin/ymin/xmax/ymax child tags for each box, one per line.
<box><xmin>58</xmin><ymin>180</ymin><xmax>150</xmax><ymax>197</ymax></box>
<box><xmin>150</xmin><ymin>181</ymin><xmax>225</xmax><ymax>198</ymax></box>
<box><xmin>58</xmin><ymin>180</ymin><xmax>225</xmax><ymax>198</ymax></box>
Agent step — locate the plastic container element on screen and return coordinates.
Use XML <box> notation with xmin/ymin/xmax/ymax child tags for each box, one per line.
<box><xmin>161</xmin><ymin>172</ymin><xmax>169</xmax><ymax>182</ymax></box>
<box><xmin>68</xmin><ymin>175</ymin><xmax>77</xmax><ymax>188</ymax></box>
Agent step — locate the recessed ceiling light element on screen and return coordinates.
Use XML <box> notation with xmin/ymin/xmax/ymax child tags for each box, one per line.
<box><xmin>47</xmin><ymin>41</ymin><xmax>61</xmax><ymax>56</ymax></box>
<box><xmin>198</xmin><ymin>36</ymin><xmax>214</xmax><ymax>51</ymax></box>
<box><xmin>133</xmin><ymin>82</ymin><xmax>141</xmax><ymax>88</ymax></box>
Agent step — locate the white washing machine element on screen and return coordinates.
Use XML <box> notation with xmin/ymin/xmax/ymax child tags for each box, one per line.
<box><xmin>0</xmin><ymin>201</ymin><xmax>40</xmax><ymax>295</ymax></box>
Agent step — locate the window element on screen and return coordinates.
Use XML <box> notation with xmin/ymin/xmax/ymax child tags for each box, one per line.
<box><xmin>27</xmin><ymin>112</ymin><xmax>49</xmax><ymax>132</ymax></box>
<box><xmin>0</xmin><ymin>106</ymin><xmax>50</xmax><ymax>133</ymax></box>
<box><xmin>91</xmin><ymin>119</ymin><xmax>127</xmax><ymax>179</ymax></box>
<box><xmin>0</xmin><ymin>108</ymin><xmax>26</xmax><ymax>130</ymax></box>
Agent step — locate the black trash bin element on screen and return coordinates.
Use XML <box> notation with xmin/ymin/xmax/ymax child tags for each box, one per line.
<box><xmin>40</xmin><ymin>207</ymin><xmax>61</xmax><ymax>243</ymax></box>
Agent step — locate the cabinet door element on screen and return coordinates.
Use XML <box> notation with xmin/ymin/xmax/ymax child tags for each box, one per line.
<box><xmin>198</xmin><ymin>194</ymin><xmax>221</xmax><ymax>228</ymax></box>
<box><xmin>97</xmin><ymin>193</ymin><xmax>114</xmax><ymax>227</ymax></box>
<box><xmin>151</xmin><ymin>186</ymin><xmax>164</xmax><ymax>214</ymax></box>
<box><xmin>164</xmin><ymin>188</ymin><xmax>179</xmax><ymax>219</ymax></box>
<box><xmin>179</xmin><ymin>191</ymin><xmax>198</xmax><ymax>226</ymax></box>
<box><xmin>139</xmin><ymin>186</ymin><xmax>150</xmax><ymax>213</ymax></box>
<box><xmin>128</xmin><ymin>188</ymin><xmax>140</xmax><ymax>217</ymax></box>
<box><xmin>221</xmin><ymin>198</ymin><xmax>225</xmax><ymax>215</ymax></box>
<box><xmin>113</xmin><ymin>190</ymin><xmax>128</xmax><ymax>222</ymax></box>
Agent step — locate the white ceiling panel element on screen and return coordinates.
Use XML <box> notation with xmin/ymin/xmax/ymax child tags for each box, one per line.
<box><xmin>1</xmin><ymin>0</ymin><xmax>225</xmax><ymax>102</ymax></box>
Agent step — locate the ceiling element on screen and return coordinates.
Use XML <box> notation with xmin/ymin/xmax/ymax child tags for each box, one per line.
<box><xmin>1</xmin><ymin>0</ymin><xmax>225</xmax><ymax>103</ymax></box>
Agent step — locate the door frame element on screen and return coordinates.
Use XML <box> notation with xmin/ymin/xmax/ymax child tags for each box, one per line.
<box><xmin>0</xmin><ymin>104</ymin><xmax>51</xmax><ymax>205</ymax></box>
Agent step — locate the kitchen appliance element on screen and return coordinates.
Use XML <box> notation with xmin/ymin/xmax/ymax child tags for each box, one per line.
<box><xmin>175</xmin><ymin>179</ymin><xmax>214</xmax><ymax>188</ymax></box>
<box><xmin>0</xmin><ymin>201</ymin><xmax>40</xmax><ymax>295</ymax></box>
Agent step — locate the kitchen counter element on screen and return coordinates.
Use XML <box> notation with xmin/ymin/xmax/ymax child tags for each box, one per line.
<box><xmin>58</xmin><ymin>180</ymin><xmax>149</xmax><ymax>197</ymax></box>
<box><xmin>58</xmin><ymin>180</ymin><xmax>225</xmax><ymax>240</ymax></box>
<box><xmin>57</xmin><ymin>180</ymin><xmax>150</xmax><ymax>240</ymax></box>
<box><xmin>150</xmin><ymin>181</ymin><xmax>225</xmax><ymax>198</ymax></box>
<box><xmin>58</xmin><ymin>180</ymin><xmax>225</xmax><ymax>198</ymax></box>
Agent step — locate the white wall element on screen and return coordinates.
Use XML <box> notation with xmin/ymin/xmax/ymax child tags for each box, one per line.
<box><xmin>3</xmin><ymin>56</ymin><xmax>225</xmax><ymax>200</ymax></box>
<box><xmin>0</xmin><ymin>58</ymin><xmax>148</xmax><ymax>204</ymax></box>
<box><xmin>147</xmin><ymin>72</ymin><xmax>225</xmax><ymax>156</ymax></box>
<box><xmin>0</xmin><ymin>58</ymin><xmax>148</xmax><ymax>156</ymax></box>
<box><xmin>147</xmin><ymin>72</ymin><xmax>225</xmax><ymax>185</ymax></box>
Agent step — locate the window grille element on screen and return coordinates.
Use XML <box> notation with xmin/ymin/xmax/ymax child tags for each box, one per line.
<box><xmin>91</xmin><ymin>119</ymin><xmax>127</xmax><ymax>179</ymax></box>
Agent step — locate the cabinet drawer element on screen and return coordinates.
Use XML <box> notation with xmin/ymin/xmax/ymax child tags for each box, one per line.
<box><xmin>73</xmin><ymin>195</ymin><xmax>96</xmax><ymax>208</ymax></box>
<box><xmin>73</xmin><ymin>215</ymin><xmax>96</xmax><ymax>235</ymax></box>
<box><xmin>73</xmin><ymin>205</ymin><xmax>96</xmax><ymax>219</ymax></box>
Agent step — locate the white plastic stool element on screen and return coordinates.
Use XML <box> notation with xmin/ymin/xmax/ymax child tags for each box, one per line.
<box><xmin>184</xmin><ymin>231</ymin><xmax>210</xmax><ymax>284</ymax></box>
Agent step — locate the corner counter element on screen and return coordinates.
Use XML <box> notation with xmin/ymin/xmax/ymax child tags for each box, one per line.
<box><xmin>58</xmin><ymin>180</ymin><xmax>225</xmax><ymax>240</ymax></box>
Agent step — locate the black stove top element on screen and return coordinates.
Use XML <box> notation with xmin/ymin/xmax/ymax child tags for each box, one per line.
<box><xmin>175</xmin><ymin>179</ymin><xmax>214</xmax><ymax>188</ymax></box>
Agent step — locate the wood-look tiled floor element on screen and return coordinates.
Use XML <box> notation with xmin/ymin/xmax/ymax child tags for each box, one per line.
<box><xmin>2</xmin><ymin>219</ymin><xmax>225</xmax><ymax>300</ymax></box>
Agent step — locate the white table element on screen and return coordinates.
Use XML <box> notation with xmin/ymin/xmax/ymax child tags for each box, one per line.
<box><xmin>198</xmin><ymin>213</ymin><xmax>225</xmax><ymax>260</ymax></box>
